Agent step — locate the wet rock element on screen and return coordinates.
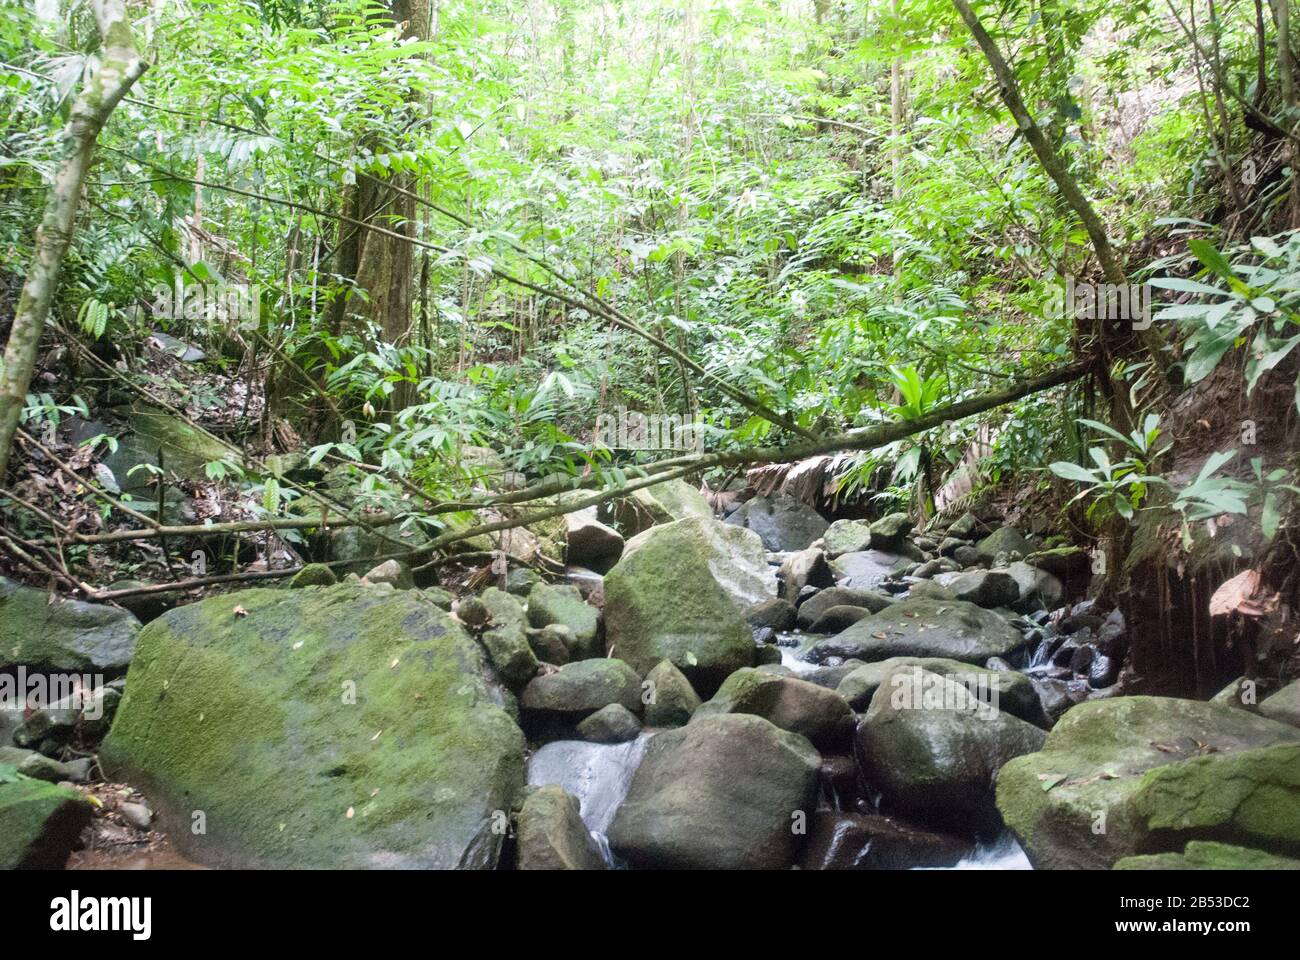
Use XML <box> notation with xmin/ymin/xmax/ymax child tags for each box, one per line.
<box><xmin>797</xmin><ymin>811</ymin><xmax>970</xmax><ymax>870</ymax></box>
<box><xmin>520</xmin><ymin>658</ymin><xmax>643</xmax><ymax>721</ymax></box>
<box><xmin>642</xmin><ymin>660</ymin><xmax>701</xmax><ymax>727</ymax></box>
<box><xmin>807</xmin><ymin>597</ymin><xmax>1027</xmax><ymax>666</ymax></box>
<box><xmin>608</xmin><ymin>714</ymin><xmax>820</xmax><ymax>869</ymax></box>
<box><xmin>778</xmin><ymin>548</ymin><xmax>836</xmax><ymax>604</ymax></box>
<box><xmin>0</xmin><ymin>576</ymin><xmax>140</xmax><ymax>675</ymax></box>
<box><xmin>795</xmin><ymin>587</ymin><xmax>894</xmax><ymax>630</ymax></box>
<box><xmin>754</xmin><ymin>642</ymin><xmax>783</xmax><ymax>666</ymax></box>
<box><xmin>997</xmin><ymin>696</ymin><xmax>1300</xmax><ymax>869</ymax></box>
<box><xmin>693</xmin><ymin>667</ymin><xmax>854</xmax><ymax>750</ymax></box>
<box><xmin>724</xmin><ymin>494</ymin><xmax>829</xmax><ymax>552</ymax></box>
<box><xmin>855</xmin><ymin>667</ymin><xmax>1046</xmax><ymax>831</ymax></box>
<box><xmin>516</xmin><ymin>785</ymin><xmax>607</xmax><ymax>870</ymax></box>
<box><xmin>0</xmin><ymin>777</ymin><xmax>93</xmax><ymax>869</ymax></box>
<box><xmin>745</xmin><ymin>598</ymin><xmax>797</xmax><ymax>633</ymax></box>
<box><xmin>577</xmin><ymin>703</ymin><xmax>643</xmax><ymax>743</ymax></box>
<box><xmin>1087</xmin><ymin>653</ymin><xmax>1117</xmax><ymax>688</ymax></box>
<box><xmin>101</xmin><ymin>583</ymin><xmax>525</xmax><ymax>869</ymax></box>
<box><xmin>526</xmin><ymin>584</ymin><xmax>601</xmax><ymax>660</ymax></box>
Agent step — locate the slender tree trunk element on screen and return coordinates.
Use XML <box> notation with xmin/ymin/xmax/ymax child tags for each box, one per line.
<box><xmin>0</xmin><ymin>0</ymin><xmax>147</xmax><ymax>480</ymax></box>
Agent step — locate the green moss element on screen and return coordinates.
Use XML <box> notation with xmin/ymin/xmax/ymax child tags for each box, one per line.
<box><xmin>1116</xmin><ymin>841</ymin><xmax>1300</xmax><ymax>870</ymax></box>
<box><xmin>0</xmin><ymin>776</ymin><xmax>93</xmax><ymax>869</ymax></box>
<box><xmin>101</xmin><ymin>584</ymin><xmax>524</xmax><ymax>869</ymax></box>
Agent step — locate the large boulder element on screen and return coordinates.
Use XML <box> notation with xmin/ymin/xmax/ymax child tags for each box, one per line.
<box><xmin>100</xmin><ymin>584</ymin><xmax>526</xmax><ymax>869</ymax></box>
<box><xmin>996</xmin><ymin>697</ymin><xmax>1300</xmax><ymax>869</ymax></box>
<box><xmin>795</xmin><ymin>586</ymin><xmax>894</xmax><ymax>631</ymax></box>
<box><xmin>0</xmin><ymin>576</ymin><xmax>140</xmax><ymax>675</ymax></box>
<box><xmin>830</xmin><ymin>550</ymin><xmax>909</xmax><ymax>590</ymax></box>
<box><xmin>822</xmin><ymin>520</ymin><xmax>873</xmax><ymax>559</ymax></box>
<box><xmin>515</xmin><ymin>785</ymin><xmax>606</xmax><ymax>870</ymax></box>
<box><xmin>855</xmin><ymin>668</ymin><xmax>1046</xmax><ymax>830</ymax></box>
<box><xmin>604</xmin><ymin>519</ymin><xmax>761</xmax><ymax>695</ymax></box>
<box><xmin>607</xmin><ymin>714</ymin><xmax>820</xmax><ymax>869</ymax></box>
<box><xmin>99</xmin><ymin>403</ymin><xmax>231</xmax><ymax>495</ymax></box>
<box><xmin>808</xmin><ymin>598</ymin><xmax>1026</xmax><ymax>665</ymax></box>
<box><xmin>836</xmin><ymin>656</ymin><xmax>1046</xmax><ymax>726</ymax></box>
<box><xmin>0</xmin><ymin>775</ymin><xmax>93</xmax><ymax>869</ymax></box>
<box><xmin>692</xmin><ymin>668</ymin><xmax>854</xmax><ymax>750</ymax></box>
<box><xmin>564</xmin><ymin>508</ymin><xmax>624</xmax><ymax>572</ymax></box>
<box><xmin>724</xmin><ymin>494</ymin><xmax>828</xmax><ymax>552</ymax></box>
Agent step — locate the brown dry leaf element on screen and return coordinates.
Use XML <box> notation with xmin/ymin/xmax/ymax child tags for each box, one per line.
<box><xmin>345</xmin><ymin>807</ymin><xmax>354</xmax><ymax>820</ymax></box>
<box><xmin>1209</xmin><ymin>569</ymin><xmax>1262</xmax><ymax>618</ymax></box>
<box><xmin>232</xmin><ymin>605</ymin><xmax>249</xmax><ymax>618</ymax></box>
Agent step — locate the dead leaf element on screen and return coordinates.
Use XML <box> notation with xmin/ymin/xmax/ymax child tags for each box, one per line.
<box><xmin>345</xmin><ymin>807</ymin><xmax>354</xmax><ymax>819</ymax></box>
<box><xmin>233</xmin><ymin>605</ymin><xmax>249</xmax><ymax>618</ymax></box>
<box><xmin>1209</xmin><ymin>569</ymin><xmax>1262</xmax><ymax>617</ymax></box>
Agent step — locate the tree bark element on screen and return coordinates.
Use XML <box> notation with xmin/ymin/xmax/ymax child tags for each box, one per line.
<box><xmin>0</xmin><ymin>0</ymin><xmax>147</xmax><ymax>480</ymax></box>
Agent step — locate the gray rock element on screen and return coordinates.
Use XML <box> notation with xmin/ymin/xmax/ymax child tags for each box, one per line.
<box><xmin>643</xmin><ymin>659</ymin><xmax>702</xmax><ymax>727</ymax></box>
<box><xmin>822</xmin><ymin>519</ymin><xmax>874</xmax><ymax>559</ymax></box>
<box><xmin>868</xmin><ymin>512</ymin><xmax>913</xmax><ymax>551</ymax></box>
<box><xmin>526</xmin><ymin>583</ymin><xmax>601</xmax><ymax>660</ymax></box>
<box><xmin>808</xmin><ymin>598</ymin><xmax>1027</xmax><ymax>665</ymax></box>
<box><xmin>830</xmin><ymin>550</ymin><xmax>909</xmax><ymax>591</ymax></box>
<box><xmin>576</xmin><ymin>703</ymin><xmax>643</xmax><ymax>743</ymax></box>
<box><xmin>0</xmin><ymin>576</ymin><xmax>140</xmax><ymax>675</ymax></box>
<box><xmin>745</xmin><ymin>598</ymin><xmax>797</xmax><ymax>633</ymax></box>
<box><xmin>936</xmin><ymin>570</ymin><xmax>1020</xmax><ymax>608</ymax></box>
<box><xmin>724</xmin><ymin>494</ymin><xmax>829</xmax><ymax>552</ymax></box>
<box><xmin>119</xmin><ymin>801</ymin><xmax>153</xmax><ymax>830</ymax></box>
<box><xmin>836</xmin><ymin>656</ymin><xmax>1047</xmax><ymax>726</ymax></box>
<box><xmin>520</xmin><ymin>658</ymin><xmax>643</xmax><ymax>720</ymax></box>
<box><xmin>360</xmin><ymin>559</ymin><xmax>414</xmax><ymax>589</ymax></box>
<box><xmin>607</xmin><ymin>714</ymin><xmax>820</xmax><ymax>869</ymax></box>
<box><xmin>564</xmin><ymin>507</ymin><xmax>625</xmax><ymax>571</ymax></box>
<box><xmin>976</xmin><ymin>526</ymin><xmax>1033</xmax><ymax>564</ymax></box>
<box><xmin>795</xmin><ymin>586</ymin><xmax>894</xmax><ymax>630</ymax></box>
<box><xmin>808</xmin><ymin>605</ymin><xmax>874</xmax><ymax>634</ymax></box>
<box><xmin>1259</xmin><ymin>680</ymin><xmax>1300</xmax><ymax>728</ymax></box>
<box><xmin>516</xmin><ymin>785</ymin><xmax>606</xmax><ymax>870</ymax></box>
<box><xmin>693</xmin><ymin>667</ymin><xmax>855</xmax><ymax>750</ymax></box>
<box><xmin>778</xmin><ymin>548</ymin><xmax>836</xmax><ymax>604</ymax></box>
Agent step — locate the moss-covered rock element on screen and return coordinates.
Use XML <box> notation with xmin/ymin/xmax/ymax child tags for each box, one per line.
<box><xmin>289</xmin><ymin>564</ymin><xmax>337</xmax><ymax>588</ymax></box>
<box><xmin>0</xmin><ymin>576</ymin><xmax>140</xmax><ymax>674</ymax></box>
<box><xmin>100</xmin><ymin>584</ymin><xmax>525</xmax><ymax>869</ymax></box>
<box><xmin>975</xmin><ymin>526</ymin><xmax>1033</xmax><ymax>563</ymax></box>
<box><xmin>515</xmin><ymin>785</ymin><xmax>606</xmax><ymax>870</ymax></box>
<box><xmin>1115</xmin><ymin>841</ymin><xmax>1300</xmax><ymax>870</ymax></box>
<box><xmin>604</xmin><ymin>519</ymin><xmax>759</xmax><ymax>695</ymax></box>
<box><xmin>1130</xmin><ymin>743</ymin><xmax>1300</xmax><ymax>855</ymax></box>
<box><xmin>620</xmin><ymin>516</ymin><xmax>776</xmax><ymax>609</ymax></box>
<box><xmin>0</xmin><ymin>775</ymin><xmax>94</xmax><ymax>869</ymax></box>
<box><xmin>643</xmin><ymin>659</ymin><xmax>701</xmax><ymax>727</ymax></box>
<box><xmin>822</xmin><ymin>519</ymin><xmax>874</xmax><ymax>559</ymax></box>
<box><xmin>603</xmin><ymin>477</ymin><xmax>712</xmax><ymax>535</ymax></box>
<box><xmin>519</xmin><ymin>658</ymin><xmax>643</xmax><ymax>721</ymax></box>
<box><xmin>807</xmin><ymin>597</ymin><xmax>1026</xmax><ymax>665</ymax></box>
<box><xmin>996</xmin><ymin>697</ymin><xmax>1300</xmax><ymax>869</ymax></box>
<box><xmin>576</xmin><ymin>702</ymin><xmax>642</xmax><ymax>743</ymax></box>
<box><xmin>526</xmin><ymin>583</ymin><xmax>600</xmax><ymax>659</ymax></box>
<box><xmin>478</xmin><ymin>587</ymin><xmax>540</xmax><ymax>688</ymax></box>
<box><xmin>692</xmin><ymin>667</ymin><xmax>854</xmax><ymax>750</ymax></box>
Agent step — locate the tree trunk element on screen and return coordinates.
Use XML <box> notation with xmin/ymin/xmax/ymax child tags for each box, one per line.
<box><xmin>0</xmin><ymin>0</ymin><xmax>147</xmax><ymax>480</ymax></box>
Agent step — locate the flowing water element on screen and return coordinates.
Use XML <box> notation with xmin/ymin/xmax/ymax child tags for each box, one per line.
<box><xmin>526</xmin><ymin>733</ymin><xmax>654</xmax><ymax>865</ymax></box>
<box><xmin>937</xmin><ymin>833</ymin><xmax>1032</xmax><ymax>870</ymax></box>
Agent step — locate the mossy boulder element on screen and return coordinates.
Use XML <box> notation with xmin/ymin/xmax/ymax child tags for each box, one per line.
<box><xmin>692</xmin><ymin>667</ymin><xmax>854</xmax><ymax>750</ymax></box>
<box><xmin>1115</xmin><ymin>840</ymin><xmax>1300</xmax><ymax>870</ymax></box>
<box><xmin>807</xmin><ymin>597</ymin><xmax>1026</xmax><ymax>665</ymax></box>
<box><xmin>822</xmin><ymin>520</ymin><xmax>874</xmax><ymax>559</ymax></box>
<box><xmin>519</xmin><ymin>658</ymin><xmax>643</xmax><ymax>721</ymax></box>
<box><xmin>608</xmin><ymin>713</ymin><xmax>820</xmax><ymax>869</ymax></box>
<box><xmin>795</xmin><ymin>586</ymin><xmax>894</xmax><ymax>631</ymax></box>
<box><xmin>1130</xmin><ymin>742</ymin><xmax>1300</xmax><ymax>855</ymax></box>
<box><xmin>0</xmin><ymin>576</ymin><xmax>140</xmax><ymax>674</ymax></box>
<box><xmin>289</xmin><ymin>564</ymin><xmax>337</xmax><ymax>588</ymax></box>
<box><xmin>100</xmin><ymin>583</ymin><xmax>525</xmax><ymax>869</ymax></box>
<box><xmin>975</xmin><ymin>526</ymin><xmax>1033</xmax><ymax>563</ymax></box>
<box><xmin>604</xmin><ymin>519</ymin><xmax>760</xmax><ymax>695</ymax></box>
<box><xmin>0</xmin><ymin>775</ymin><xmax>93</xmax><ymax>869</ymax></box>
<box><xmin>868</xmin><ymin>512</ymin><xmax>913</xmax><ymax>551</ymax></box>
<box><xmin>855</xmin><ymin>668</ymin><xmax>1046</xmax><ymax>831</ymax></box>
<box><xmin>515</xmin><ymin>785</ymin><xmax>606</xmax><ymax>870</ymax></box>
<box><xmin>620</xmin><ymin>516</ymin><xmax>776</xmax><ymax>609</ymax></box>
<box><xmin>478</xmin><ymin>587</ymin><xmax>540</xmax><ymax>688</ymax></box>
<box><xmin>996</xmin><ymin>697</ymin><xmax>1300</xmax><ymax>869</ymax></box>
<box><xmin>526</xmin><ymin>583</ymin><xmax>600</xmax><ymax>659</ymax></box>
<box><xmin>643</xmin><ymin>659</ymin><xmax>702</xmax><ymax>727</ymax></box>
<box><xmin>101</xmin><ymin>403</ymin><xmax>231</xmax><ymax>495</ymax></box>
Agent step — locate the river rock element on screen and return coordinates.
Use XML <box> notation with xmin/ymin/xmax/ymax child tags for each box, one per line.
<box><xmin>0</xmin><ymin>776</ymin><xmax>94</xmax><ymax>869</ymax></box>
<box><xmin>692</xmin><ymin>667</ymin><xmax>854</xmax><ymax>750</ymax></box>
<box><xmin>564</xmin><ymin>507</ymin><xmax>624</xmax><ymax>571</ymax></box>
<box><xmin>822</xmin><ymin>520</ymin><xmax>873</xmax><ymax>559</ymax></box>
<box><xmin>835</xmin><ymin>656</ymin><xmax>1046</xmax><ymax>726</ymax></box>
<box><xmin>516</xmin><ymin>785</ymin><xmax>606</xmax><ymax>870</ymax></box>
<box><xmin>100</xmin><ymin>584</ymin><xmax>525</xmax><ymax>869</ymax></box>
<box><xmin>797</xmin><ymin>811</ymin><xmax>970</xmax><ymax>870</ymax></box>
<box><xmin>996</xmin><ymin>696</ymin><xmax>1300</xmax><ymax>869</ymax></box>
<box><xmin>520</xmin><ymin>658</ymin><xmax>643</xmax><ymax>721</ymax></box>
<box><xmin>869</xmin><ymin>512</ymin><xmax>913</xmax><ymax>551</ymax></box>
<box><xmin>795</xmin><ymin>587</ymin><xmax>894</xmax><ymax>630</ymax></box>
<box><xmin>745</xmin><ymin>598</ymin><xmax>796</xmax><ymax>633</ymax></box>
<box><xmin>778</xmin><ymin>548</ymin><xmax>835</xmax><ymax>603</ymax></box>
<box><xmin>807</xmin><ymin>597</ymin><xmax>1026</xmax><ymax>665</ymax></box>
<box><xmin>478</xmin><ymin>587</ymin><xmax>540</xmax><ymax>688</ymax></box>
<box><xmin>643</xmin><ymin>659</ymin><xmax>702</xmax><ymax>727</ymax></box>
<box><xmin>576</xmin><ymin>703</ymin><xmax>642</xmax><ymax>743</ymax></box>
<box><xmin>975</xmin><ymin>526</ymin><xmax>1033</xmax><ymax>563</ymax></box>
<box><xmin>603</xmin><ymin>478</ymin><xmax>712</xmax><ymax>535</ymax></box>
<box><xmin>1259</xmin><ymin>680</ymin><xmax>1300</xmax><ymax>727</ymax></box>
<box><xmin>526</xmin><ymin>583</ymin><xmax>601</xmax><ymax>659</ymax></box>
<box><xmin>1001</xmin><ymin>561</ymin><xmax>1064</xmax><ymax>611</ymax></box>
<box><xmin>360</xmin><ymin>559</ymin><xmax>413</xmax><ymax>589</ymax></box>
<box><xmin>290</xmin><ymin>564</ymin><xmax>338</xmax><ymax>588</ymax></box>
<box><xmin>808</xmin><ymin>605</ymin><xmax>874</xmax><ymax>634</ymax></box>
<box><xmin>855</xmin><ymin>668</ymin><xmax>1047</xmax><ymax>830</ymax></box>
<box><xmin>1114</xmin><ymin>840</ymin><xmax>1300</xmax><ymax>870</ymax></box>
<box><xmin>831</xmin><ymin>550</ymin><xmax>909</xmax><ymax>591</ymax></box>
<box><xmin>724</xmin><ymin>494</ymin><xmax>828</xmax><ymax>552</ymax></box>
<box><xmin>935</xmin><ymin>569</ymin><xmax>1019</xmax><ymax>608</ymax></box>
<box><xmin>604</xmin><ymin>519</ymin><xmax>760</xmax><ymax>695</ymax></box>
<box><xmin>0</xmin><ymin>576</ymin><xmax>140</xmax><ymax>675</ymax></box>
<box><xmin>607</xmin><ymin>714</ymin><xmax>820</xmax><ymax>869</ymax></box>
